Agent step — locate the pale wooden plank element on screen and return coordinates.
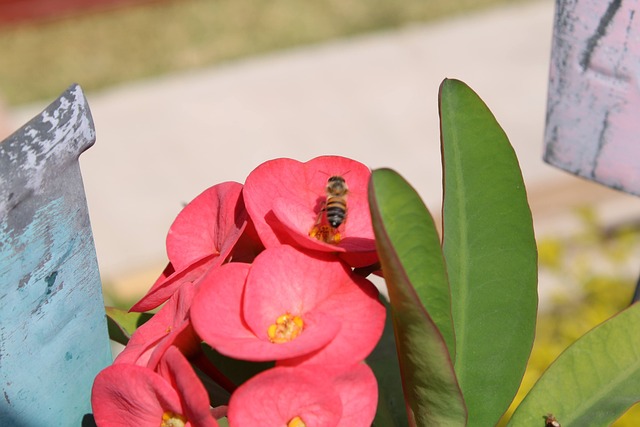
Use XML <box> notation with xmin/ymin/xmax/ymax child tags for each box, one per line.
<box><xmin>544</xmin><ymin>0</ymin><xmax>640</xmax><ymax>195</ymax></box>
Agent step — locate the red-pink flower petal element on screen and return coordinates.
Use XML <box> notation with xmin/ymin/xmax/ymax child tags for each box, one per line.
<box><xmin>115</xmin><ymin>283</ymin><xmax>199</xmax><ymax>368</ymax></box>
<box><xmin>190</xmin><ymin>262</ymin><xmax>340</xmax><ymax>362</ymax></box>
<box><xmin>130</xmin><ymin>254</ymin><xmax>216</xmax><ymax>313</ymax></box>
<box><xmin>334</xmin><ymin>363</ymin><xmax>379</xmax><ymax>427</ymax></box>
<box><xmin>242</xmin><ymin>246</ymin><xmax>350</xmax><ymax>336</ymax></box>
<box><xmin>158</xmin><ymin>347</ymin><xmax>219</xmax><ymax>427</ymax></box>
<box><xmin>226</xmin><ymin>215</ymin><xmax>265</xmax><ymax>263</ymax></box>
<box><xmin>244</xmin><ymin>245</ymin><xmax>385</xmax><ymax>367</ymax></box>
<box><xmin>131</xmin><ymin>182</ymin><xmax>249</xmax><ymax>313</ymax></box>
<box><xmin>227</xmin><ymin>367</ymin><xmax>343</xmax><ymax>427</ymax></box>
<box><xmin>210</xmin><ymin>406</ymin><xmax>228</xmax><ymax>420</ymax></box>
<box><xmin>167</xmin><ymin>182</ymin><xmax>246</xmax><ymax>271</ymax></box>
<box><xmin>94</xmin><ymin>348</ymin><xmax>218</xmax><ymax>427</ymax></box>
<box><xmin>92</xmin><ymin>364</ymin><xmax>183</xmax><ymax>426</ymax></box>
<box><xmin>243</xmin><ymin>156</ymin><xmax>378</xmax><ymax>267</ymax></box>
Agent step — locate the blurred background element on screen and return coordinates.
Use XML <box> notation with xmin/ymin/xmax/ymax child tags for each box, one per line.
<box><xmin>1</xmin><ymin>0</ymin><xmax>640</xmax><ymax>423</ymax></box>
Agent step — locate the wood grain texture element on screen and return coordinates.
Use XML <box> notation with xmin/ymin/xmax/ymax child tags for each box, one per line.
<box><xmin>544</xmin><ymin>0</ymin><xmax>640</xmax><ymax>195</ymax></box>
<box><xmin>0</xmin><ymin>84</ymin><xmax>111</xmax><ymax>426</ymax></box>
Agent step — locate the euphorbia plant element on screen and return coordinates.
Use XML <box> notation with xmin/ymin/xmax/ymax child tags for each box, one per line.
<box><xmin>99</xmin><ymin>79</ymin><xmax>640</xmax><ymax>427</ymax></box>
<box><xmin>102</xmin><ymin>154</ymin><xmax>385</xmax><ymax>427</ymax></box>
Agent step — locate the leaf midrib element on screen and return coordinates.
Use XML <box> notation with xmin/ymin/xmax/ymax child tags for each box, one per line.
<box><xmin>444</xmin><ymin>106</ymin><xmax>470</xmax><ymax>380</ymax></box>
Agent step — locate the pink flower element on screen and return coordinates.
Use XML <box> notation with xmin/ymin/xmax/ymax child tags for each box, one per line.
<box><xmin>227</xmin><ymin>363</ymin><xmax>378</xmax><ymax>427</ymax></box>
<box><xmin>115</xmin><ymin>283</ymin><xmax>200</xmax><ymax>369</ymax></box>
<box><xmin>190</xmin><ymin>245</ymin><xmax>385</xmax><ymax>367</ymax></box>
<box><xmin>131</xmin><ymin>182</ymin><xmax>247</xmax><ymax>312</ymax></box>
<box><xmin>332</xmin><ymin>363</ymin><xmax>379</xmax><ymax>427</ymax></box>
<box><xmin>225</xmin><ymin>214</ymin><xmax>265</xmax><ymax>263</ymax></box>
<box><xmin>243</xmin><ymin>156</ymin><xmax>378</xmax><ymax>267</ymax></box>
<box><xmin>165</xmin><ymin>181</ymin><xmax>246</xmax><ymax>271</ymax></box>
<box><xmin>92</xmin><ymin>347</ymin><xmax>218</xmax><ymax>427</ymax></box>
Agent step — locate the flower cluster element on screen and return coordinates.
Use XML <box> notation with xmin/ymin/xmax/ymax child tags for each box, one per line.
<box><xmin>92</xmin><ymin>156</ymin><xmax>386</xmax><ymax>427</ymax></box>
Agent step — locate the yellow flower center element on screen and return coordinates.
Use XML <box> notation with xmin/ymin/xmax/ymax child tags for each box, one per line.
<box><xmin>267</xmin><ymin>313</ymin><xmax>304</xmax><ymax>343</ymax></box>
<box><xmin>161</xmin><ymin>411</ymin><xmax>187</xmax><ymax>427</ymax></box>
<box><xmin>288</xmin><ymin>416</ymin><xmax>307</xmax><ymax>427</ymax></box>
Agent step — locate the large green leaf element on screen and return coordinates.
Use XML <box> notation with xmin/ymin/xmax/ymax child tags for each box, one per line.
<box><xmin>369</xmin><ymin>167</ymin><xmax>455</xmax><ymax>357</ymax></box>
<box><xmin>369</xmin><ymin>168</ymin><xmax>467</xmax><ymax>426</ymax></box>
<box><xmin>439</xmin><ymin>78</ymin><xmax>538</xmax><ymax>426</ymax></box>
<box><xmin>508</xmin><ymin>303</ymin><xmax>640</xmax><ymax>426</ymax></box>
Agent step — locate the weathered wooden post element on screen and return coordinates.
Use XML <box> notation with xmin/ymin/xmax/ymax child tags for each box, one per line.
<box><xmin>545</xmin><ymin>0</ymin><xmax>639</xmax><ymax>193</ymax></box>
<box><xmin>0</xmin><ymin>84</ymin><xmax>111</xmax><ymax>425</ymax></box>
<box><xmin>543</xmin><ymin>1</ymin><xmax>640</xmax><ymax>302</ymax></box>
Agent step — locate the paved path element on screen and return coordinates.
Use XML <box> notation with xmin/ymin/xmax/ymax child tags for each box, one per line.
<box><xmin>8</xmin><ymin>0</ymin><xmax>640</xmax><ymax>299</ymax></box>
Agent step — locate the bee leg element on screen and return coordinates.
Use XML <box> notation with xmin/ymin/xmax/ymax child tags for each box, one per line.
<box><xmin>309</xmin><ymin>205</ymin><xmax>324</xmax><ymax>240</ymax></box>
<box><xmin>315</xmin><ymin>201</ymin><xmax>327</xmax><ymax>225</ymax></box>
<box><xmin>309</xmin><ymin>202</ymin><xmax>326</xmax><ymax>239</ymax></box>
<box><xmin>309</xmin><ymin>225</ymin><xmax>320</xmax><ymax>239</ymax></box>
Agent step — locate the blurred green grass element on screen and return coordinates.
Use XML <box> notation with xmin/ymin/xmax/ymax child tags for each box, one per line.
<box><xmin>0</xmin><ymin>0</ymin><xmax>530</xmax><ymax>105</ymax></box>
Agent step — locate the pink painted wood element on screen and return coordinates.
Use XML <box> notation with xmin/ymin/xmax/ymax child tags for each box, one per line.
<box><xmin>544</xmin><ymin>0</ymin><xmax>640</xmax><ymax>195</ymax></box>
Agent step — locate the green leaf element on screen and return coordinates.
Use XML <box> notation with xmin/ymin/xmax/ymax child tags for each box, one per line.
<box><xmin>368</xmin><ymin>168</ymin><xmax>455</xmax><ymax>358</ymax></box>
<box><xmin>368</xmin><ymin>299</ymin><xmax>409</xmax><ymax>427</ymax></box>
<box><xmin>105</xmin><ymin>306</ymin><xmax>154</xmax><ymax>345</ymax></box>
<box><xmin>369</xmin><ymin>169</ymin><xmax>467</xmax><ymax>426</ymax></box>
<box><xmin>439</xmin><ymin>78</ymin><xmax>537</xmax><ymax>426</ymax></box>
<box><xmin>508</xmin><ymin>303</ymin><xmax>640</xmax><ymax>427</ymax></box>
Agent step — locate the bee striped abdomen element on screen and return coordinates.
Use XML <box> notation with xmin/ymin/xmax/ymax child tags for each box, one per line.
<box><xmin>326</xmin><ymin>196</ymin><xmax>347</xmax><ymax>228</ymax></box>
<box><xmin>309</xmin><ymin>175</ymin><xmax>349</xmax><ymax>244</ymax></box>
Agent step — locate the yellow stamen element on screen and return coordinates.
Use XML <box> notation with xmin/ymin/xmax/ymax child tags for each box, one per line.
<box><xmin>161</xmin><ymin>411</ymin><xmax>187</xmax><ymax>427</ymax></box>
<box><xmin>267</xmin><ymin>313</ymin><xmax>304</xmax><ymax>343</ymax></box>
<box><xmin>288</xmin><ymin>416</ymin><xmax>307</xmax><ymax>427</ymax></box>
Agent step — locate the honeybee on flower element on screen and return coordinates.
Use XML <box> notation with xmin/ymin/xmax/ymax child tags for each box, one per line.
<box><xmin>309</xmin><ymin>175</ymin><xmax>349</xmax><ymax>244</ymax></box>
<box><xmin>243</xmin><ymin>155</ymin><xmax>378</xmax><ymax>268</ymax></box>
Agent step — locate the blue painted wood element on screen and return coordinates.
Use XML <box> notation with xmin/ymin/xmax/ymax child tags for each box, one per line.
<box><xmin>0</xmin><ymin>84</ymin><xmax>111</xmax><ymax>425</ymax></box>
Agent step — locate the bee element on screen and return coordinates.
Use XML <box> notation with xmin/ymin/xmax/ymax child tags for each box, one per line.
<box><xmin>544</xmin><ymin>414</ymin><xmax>561</xmax><ymax>427</ymax></box>
<box><xmin>309</xmin><ymin>176</ymin><xmax>348</xmax><ymax>244</ymax></box>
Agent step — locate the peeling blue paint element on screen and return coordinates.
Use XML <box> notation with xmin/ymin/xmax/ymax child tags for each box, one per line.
<box><xmin>0</xmin><ymin>85</ymin><xmax>111</xmax><ymax>426</ymax></box>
